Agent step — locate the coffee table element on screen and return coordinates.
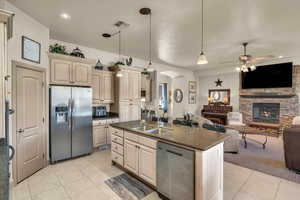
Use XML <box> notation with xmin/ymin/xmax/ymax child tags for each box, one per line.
<box><xmin>225</xmin><ymin>125</ymin><xmax>269</xmax><ymax>149</ymax></box>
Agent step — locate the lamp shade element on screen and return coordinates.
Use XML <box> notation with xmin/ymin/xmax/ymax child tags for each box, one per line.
<box><xmin>197</xmin><ymin>51</ymin><xmax>208</xmax><ymax>65</ymax></box>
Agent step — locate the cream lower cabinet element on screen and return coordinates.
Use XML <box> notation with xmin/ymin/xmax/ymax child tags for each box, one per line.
<box><xmin>124</xmin><ymin>136</ymin><xmax>157</xmax><ymax>186</ymax></box>
<box><xmin>93</xmin><ymin>125</ymin><xmax>106</xmax><ymax>147</ymax></box>
<box><xmin>124</xmin><ymin>139</ymin><xmax>139</xmax><ymax>175</ymax></box>
<box><xmin>138</xmin><ymin>145</ymin><xmax>156</xmax><ymax>186</ymax></box>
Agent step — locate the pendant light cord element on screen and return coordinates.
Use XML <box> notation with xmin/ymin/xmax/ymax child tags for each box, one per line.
<box><xmin>118</xmin><ymin>31</ymin><xmax>121</xmax><ymax>61</ymax></box>
<box><xmin>149</xmin><ymin>11</ymin><xmax>152</xmax><ymax>66</ymax></box>
<box><xmin>201</xmin><ymin>0</ymin><xmax>204</xmax><ymax>52</ymax></box>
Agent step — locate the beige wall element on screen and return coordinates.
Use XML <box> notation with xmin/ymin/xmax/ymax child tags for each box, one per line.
<box><xmin>197</xmin><ymin>68</ymin><xmax>240</xmax><ymax>112</ymax></box>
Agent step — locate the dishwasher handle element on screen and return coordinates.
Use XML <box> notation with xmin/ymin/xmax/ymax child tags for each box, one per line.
<box><xmin>166</xmin><ymin>149</ymin><xmax>183</xmax><ymax>157</ymax></box>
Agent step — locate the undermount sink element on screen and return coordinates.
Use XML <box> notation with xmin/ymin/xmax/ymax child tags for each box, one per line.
<box><xmin>131</xmin><ymin>125</ymin><xmax>159</xmax><ymax>133</ymax></box>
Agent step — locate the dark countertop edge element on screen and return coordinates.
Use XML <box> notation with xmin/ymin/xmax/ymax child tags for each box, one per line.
<box><xmin>110</xmin><ymin>123</ymin><xmax>230</xmax><ymax>151</ymax></box>
<box><xmin>93</xmin><ymin>113</ymin><xmax>119</xmax><ymax>120</ymax></box>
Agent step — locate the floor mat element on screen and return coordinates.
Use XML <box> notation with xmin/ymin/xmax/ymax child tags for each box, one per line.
<box><xmin>105</xmin><ymin>173</ymin><xmax>154</xmax><ymax>200</ymax></box>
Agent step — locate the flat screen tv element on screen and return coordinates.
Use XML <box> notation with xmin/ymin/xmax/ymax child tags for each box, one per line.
<box><xmin>241</xmin><ymin>62</ymin><xmax>293</xmax><ymax>89</ymax></box>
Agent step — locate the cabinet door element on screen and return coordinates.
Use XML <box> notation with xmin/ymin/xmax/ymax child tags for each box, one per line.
<box><xmin>106</xmin><ymin>126</ymin><xmax>111</xmax><ymax>145</ymax></box>
<box><xmin>124</xmin><ymin>139</ymin><xmax>139</xmax><ymax>175</ymax></box>
<box><xmin>101</xmin><ymin>72</ymin><xmax>114</xmax><ymax>103</ymax></box>
<box><xmin>119</xmin><ymin>70</ymin><xmax>129</xmax><ymax>101</ymax></box>
<box><xmin>50</xmin><ymin>59</ymin><xmax>72</xmax><ymax>84</ymax></box>
<box><xmin>130</xmin><ymin>103</ymin><xmax>141</xmax><ymax>121</ymax></box>
<box><xmin>139</xmin><ymin>145</ymin><xmax>156</xmax><ymax>186</ymax></box>
<box><xmin>72</xmin><ymin>62</ymin><xmax>92</xmax><ymax>86</ymax></box>
<box><xmin>93</xmin><ymin>125</ymin><xmax>107</xmax><ymax>147</ymax></box>
<box><xmin>129</xmin><ymin>71</ymin><xmax>141</xmax><ymax>102</ymax></box>
<box><xmin>92</xmin><ymin>73</ymin><xmax>101</xmax><ymax>104</ymax></box>
<box><xmin>119</xmin><ymin>102</ymin><xmax>130</xmax><ymax>122</ymax></box>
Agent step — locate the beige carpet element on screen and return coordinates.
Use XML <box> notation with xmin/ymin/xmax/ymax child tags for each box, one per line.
<box><xmin>224</xmin><ymin>134</ymin><xmax>300</xmax><ymax>184</ymax></box>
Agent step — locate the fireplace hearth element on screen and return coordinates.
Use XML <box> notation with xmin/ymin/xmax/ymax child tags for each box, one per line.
<box><xmin>253</xmin><ymin>103</ymin><xmax>280</xmax><ymax>124</ymax></box>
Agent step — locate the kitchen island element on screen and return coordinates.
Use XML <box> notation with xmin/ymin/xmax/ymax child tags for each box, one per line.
<box><xmin>109</xmin><ymin>120</ymin><xmax>230</xmax><ymax>200</ymax></box>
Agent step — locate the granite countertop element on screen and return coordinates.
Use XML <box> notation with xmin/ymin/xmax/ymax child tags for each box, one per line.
<box><xmin>110</xmin><ymin>121</ymin><xmax>230</xmax><ymax>151</ymax></box>
<box><xmin>0</xmin><ymin>138</ymin><xmax>9</xmax><ymax>200</ymax></box>
<box><xmin>93</xmin><ymin>112</ymin><xmax>119</xmax><ymax>120</ymax></box>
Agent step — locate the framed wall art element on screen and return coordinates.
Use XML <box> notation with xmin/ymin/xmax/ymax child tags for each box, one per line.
<box><xmin>189</xmin><ymin>81</ymin><xmax>197</xmax><ymax>93</ymax></box>
<box><xmin>22</xmin><ymin>36</ymin><xmax>41</xmax><ymax>64</ymax></box>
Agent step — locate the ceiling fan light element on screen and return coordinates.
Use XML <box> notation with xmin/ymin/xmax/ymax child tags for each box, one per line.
<box><xmin>197</xmin><ymin>51</ymin><xmax>208</xmax><ymax>65</ymax></box>
<box><xmin>250</xmin><ymin>65</ymin><xmax>256</xmax><ymax>71</ymax></box>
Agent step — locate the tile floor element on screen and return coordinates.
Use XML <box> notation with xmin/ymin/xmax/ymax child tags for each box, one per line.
<box><xmin>12</xmin><ymin>149</ymin><xmax>300</xmax><ymax>200</ymax></box>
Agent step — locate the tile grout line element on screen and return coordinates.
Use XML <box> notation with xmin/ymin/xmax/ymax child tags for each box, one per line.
<box><xmin>231</xmin><ymin>169</ymin><xmax>254</xmax><ymax>200</ymax></box>
<box><xmin>273</xmin><ymin>179</ymin><xmax>282</xmax><ymax>200</ymax></box>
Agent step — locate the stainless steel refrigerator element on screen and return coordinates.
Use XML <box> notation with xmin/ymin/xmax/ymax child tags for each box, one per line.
<box><xmin>50</xmin><ymin>86</ymin><xmax>92</xmax><ymax>163</ymax></box>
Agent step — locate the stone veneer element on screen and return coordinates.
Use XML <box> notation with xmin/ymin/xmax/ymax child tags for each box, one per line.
<box><xmin>240</xmin><ymin>65</ymin><xmax>300</xmax><ymax>124</ymax></box>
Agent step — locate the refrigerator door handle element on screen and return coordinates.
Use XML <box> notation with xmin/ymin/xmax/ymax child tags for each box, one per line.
<box><xmin>68</xmin><ymin>98</ymin><xmax>72</xmax><ymax>130</ymax></box>
<box><xmin>71</xmin><ymin>99</ymin><xmax>75</xmax><ymax>130</ymax></box>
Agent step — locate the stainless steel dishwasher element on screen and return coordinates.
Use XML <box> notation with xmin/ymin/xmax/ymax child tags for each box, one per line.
<box><xmin>157</xmin><ymin>142</ymin><xmax>195</xmax><ymax>200</ymax></box>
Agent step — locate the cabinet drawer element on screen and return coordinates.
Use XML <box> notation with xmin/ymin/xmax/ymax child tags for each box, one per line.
<box><xmin>93</xmin><ymin>120</ymin><xmax>106</xmax><ymax>126</ymax></box>
<box><xmin>138</xmin><ymin>136</ymin><xmax>157</xmax><ymax>149</ymax></box>
<box><xmin>110</xmin><ymin>118</ymin><xmax>119</xmax><ymax>124</ymax></box>
<box><xmin>111</xmin><ymin>134</ymin><xmax>123</xmax><ymax>145</ymax></box>
<box><xmin>112</xmin><ymin>151</ymin><xmax>123</xmax><ymax>166</ymax></box>
<box><xmin>112</xmin><ymin>142</ymin><xmax>124</xmax><ymax>155</ymax></box>
<box><xmin>110</xmin><ymin>127</ymin><xmax>123</xmax><ymax>138</ymax></box>
<box><xmin>124</xmin><ymin>131</ymin><xmax>139</xmax><ymax>142</ymax></box>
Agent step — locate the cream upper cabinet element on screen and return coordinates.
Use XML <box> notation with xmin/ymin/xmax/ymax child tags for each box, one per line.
<box><xmin>119</xmin><ymin>70</ymin><xmax>130</xmax><ymax>101</ymax></box>
<box><xmin>49</xmin><ymin>53</ymin><xmax>94</xmax><ymax>86</ymax></box>
<box><xmin>92</xmin><ymin>71</ymin><xmax>114</xmax><ymax>104</ymax></box>
<box><xmin>129</xmin><ymin>71</ymin><xmax>141</xmax><ymax>102</ymax></box>
<box><xmin>93</xmin><ymin>125</ymin><xmax>106</xmax><ymax>147</ymax></box>
<box><xmin>92</xmin><ymin>74</ymin><xmax>101</xmax><ymax>104</ymax></box>
<box><xmin>124</xmin><ymin>139</ymin><xmax>139</xmax><ymax>175</ymax></box>
<box><xmin>72</xmin><ymin>62</ymin><xmax>92</xmax><ymax>86</ymax></box>
<box><xmin>102</xmin><ymin>72</ymin><xmax>114</xmax><ymax>102</ymax></box>
<box><xmin>139</xmin><ymin>145</ymin><xmax>156</xmax><ymax>186</ymax></box>
<box><xmin>50</xmin><ymin>59</ymin><xmax>73</xmax><ymax>85</ymax></box>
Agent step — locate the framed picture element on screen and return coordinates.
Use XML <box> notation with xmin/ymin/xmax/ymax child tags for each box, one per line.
<box><xmin>22</xmin><ymin>36</ymin><xmax>41</xmax><ymax>64</ymax></box>
<box><xmin>189</xmin><ymin>81</ymin><xmax>197</xmax><ymax>93</ymax></box>
<box><xmin>189</xmin><ymin>92</ymin><xmax>196</xmax><ymax>104</ymax></box>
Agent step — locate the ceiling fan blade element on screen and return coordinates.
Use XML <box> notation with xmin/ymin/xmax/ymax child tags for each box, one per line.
<box><xmin>219</xmin><ymin>60</ymin><xmax>240</xmax><ymax>65</ymax></box>
<box><xmin>251</xmin><ymin>55</ymin><xmax>275</xmax><ymax>61</ymax></box>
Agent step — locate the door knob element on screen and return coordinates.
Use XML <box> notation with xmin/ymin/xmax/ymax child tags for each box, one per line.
<box><xmin>17</xmin><ymin>128</ymin><xmax>24</xmax><ymax>133</ymax></box>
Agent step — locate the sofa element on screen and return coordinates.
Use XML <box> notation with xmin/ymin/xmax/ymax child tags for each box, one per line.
<box><xmin>283</xmin><ymin>125</ymin><xmax>300</xmax><ymax>173</ymax></box>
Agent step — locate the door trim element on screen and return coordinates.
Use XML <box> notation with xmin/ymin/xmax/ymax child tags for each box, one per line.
<box><xmin>11</xmin><ymin>61</ymin><xmax>48</xmax><ymax>185</ymax></box>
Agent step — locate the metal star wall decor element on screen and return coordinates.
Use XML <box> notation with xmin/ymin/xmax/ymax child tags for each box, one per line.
<box><xmin>215</xmin><ymin>78</ymin><xmax>223</xmax><ymax>87</ymax></box>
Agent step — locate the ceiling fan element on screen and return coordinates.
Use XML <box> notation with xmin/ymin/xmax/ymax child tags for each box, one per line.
<box><xmin>221</xmin><ymin>42</ymin><xmax>282</xmax><ymax>72</ymax></box>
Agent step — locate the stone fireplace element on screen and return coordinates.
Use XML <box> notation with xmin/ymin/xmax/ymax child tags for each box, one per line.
<box><xmin>252</xmin><ymin>103</ymin><xmax>280</xmax><ymax>124</ymax></box>
<box><xmin>240</xmin><ymin>65</ymin><xmax>300</xmax><ymax>124</ymax></box>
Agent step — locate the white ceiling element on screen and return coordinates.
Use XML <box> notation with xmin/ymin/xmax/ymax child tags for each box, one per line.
<box><xmin>8</xmin><ymin>0</ymin><xmax>300</xmax><ymax>71</ymax></box>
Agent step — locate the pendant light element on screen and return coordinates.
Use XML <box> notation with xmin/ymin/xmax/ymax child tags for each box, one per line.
<box><xmin>197</xmin><ymin>0</ymin><xmax>208</xmax><ymax>65</ymax></box>
<box><xmin>140</xmin><ymin>8</ymin><xmax>155</xmax><ymax>72</ymax></box>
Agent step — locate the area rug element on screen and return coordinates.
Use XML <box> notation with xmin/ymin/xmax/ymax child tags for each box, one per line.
<box><xmin>105</xmin><ymin>173</ymin><xmax>154</xmax><ymax>200</ymax></box>
<box><xmin>224</xmin><ymin>134</ymin><xmax>300</xmax><ymax>184</ymax></box>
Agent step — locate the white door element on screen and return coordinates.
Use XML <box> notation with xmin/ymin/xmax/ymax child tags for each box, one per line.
<box><xmin>102</xmin><ymin>73</ymin><xmax>113</xmax><ymax>103</ymax></box>
<box><xmin>93</xmin><ymin>125</ymin><xmax>106</xmax><ymax>147</ymax></box>
<box><xmin>119</xmin><ymin>70</ymin><xmax>129</xmax><ymax>101</ymax></box>
<box><xmin>124</xmin><ymin>139</ymin><xmax>139</xmax><ymax>175</ymax></box>
<box><xmin>119</xmin><ymin>102</ymin><xmax>130</xmax><ymax>122</ymax></box>
<box><xmin>139</xmin><ymin>145</ymin><xmax>156</xmax><ymax>186</ymax></box>
<box><xmin>16</xmin><ymin>67</ymin><xmax>45</xmax><ymax>182</ymax></box>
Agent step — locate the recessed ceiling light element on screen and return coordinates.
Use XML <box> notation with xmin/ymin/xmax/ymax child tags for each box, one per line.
<box><xmin>278</xmin><ymin>55</ymin><xmax>283</xmax><ymax>59</ymax></box>
<box><xmin>60</xmin><ymin>13</ymin><xmax>71</xmax><ymax>19</ymax></box>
